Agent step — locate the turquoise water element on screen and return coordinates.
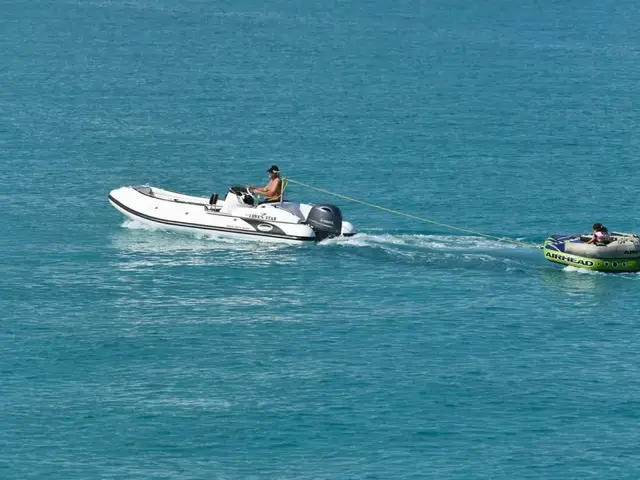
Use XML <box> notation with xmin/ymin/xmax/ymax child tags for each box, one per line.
<box><xmin>3</xmin><ymin>1</ymin><xmax>640</xmax><ymax>478</ymax></box>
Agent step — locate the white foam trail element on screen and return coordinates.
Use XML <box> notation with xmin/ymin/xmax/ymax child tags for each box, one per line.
<box><xmin>115</xmin><ymin>226</ymin><xmax>534</xmax><ymax>271</ymax></box>
<box><xmin>323</xmin><ymin>233</ymin><xmax>522</xmax><ymax>251</ymax></box>
<box><xmin>562</xmin><ymin>265</ymin><xmax>606</xmax><ymax>276</ymax></box>
<box><xmin>563</xmin><ymin>265</ymin><xmax>640</xmax><ymax>278</ymax></box>
<box><xmin>116</xmin><ymin>222</ymin><xmax>292</xmax><ymax>254</ymax></box>
<box><xmin>122</xmin><ymin>222</ymin><xmax>525</xmax><ymax>252</ymax></box>
<box><xmin>122</xmin><ymin>219</ymin><xmax>159</xmax><ymax>231</ymax></box>
<box><xmin>112</xmin><ymin>226</ymin><xmax>297</xmax><ymax>269</ymax></box>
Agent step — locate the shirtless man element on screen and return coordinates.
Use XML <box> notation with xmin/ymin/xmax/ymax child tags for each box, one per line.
<box><xmin>249</xmin><ymin>165</ymin><xmax>283</xmax><ymax>203</ymax></box>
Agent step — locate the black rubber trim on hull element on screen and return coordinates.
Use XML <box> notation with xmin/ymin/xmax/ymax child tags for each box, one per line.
<box><xmin>109</xmin><ymin>195</ymin><xmax>316</xmax><ymax>242</ymax></box>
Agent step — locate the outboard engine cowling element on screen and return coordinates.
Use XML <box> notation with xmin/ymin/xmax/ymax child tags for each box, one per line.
<box><xmin>306</xmin><ymin>204</ymin><xmax>343</xmax><ymax>241</ymax></box>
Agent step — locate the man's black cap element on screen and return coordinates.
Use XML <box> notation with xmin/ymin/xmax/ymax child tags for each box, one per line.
<box><xmin>267</xmin><ymin>165</ymin><xmax>279</xmax><ymax>173</ymax></box>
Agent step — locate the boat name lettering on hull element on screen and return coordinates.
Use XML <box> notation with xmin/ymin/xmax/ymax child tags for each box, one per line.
<box><xmin>545</xmin><ymin>252</ymin><xmax>594</xmax><ymax>267</ymax></box>
<box><xmin>247</xmin><ymin>214</ymin><xmax>276</xmax><ymax>221</ymax></box>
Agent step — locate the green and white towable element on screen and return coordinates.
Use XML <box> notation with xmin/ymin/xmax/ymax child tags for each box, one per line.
<box><xmin>543</xmin><ymin>232</ymin><xmax>640</xmax><ymax>273</ymax></box>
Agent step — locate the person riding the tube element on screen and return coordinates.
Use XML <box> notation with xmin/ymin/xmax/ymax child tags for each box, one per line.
<box><xmin>249</xmin><ymin>165</ymin><xmax>283</xmax><ymax>204</ymax></box>
<box><xmin>586</xmin><ymin>223</ymin><xmax>612</xmax><ymax>245</ymax></box>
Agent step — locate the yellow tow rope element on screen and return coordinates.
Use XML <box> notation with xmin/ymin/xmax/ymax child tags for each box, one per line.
<box><xmin>285</xmin><ymin>177</ymin><xmax>542</xmax><ymax>250</ymax></box>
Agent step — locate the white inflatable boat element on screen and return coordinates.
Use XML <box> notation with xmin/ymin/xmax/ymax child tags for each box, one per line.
<box><xmin>108</xmin><ymin>184</ymin><xmax>356</xmax><ymax>244</ymax></box>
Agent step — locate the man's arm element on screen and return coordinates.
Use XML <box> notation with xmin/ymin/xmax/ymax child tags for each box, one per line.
<box><xmin>250</xmin><ymin>184</ymin><xmax>267</xmax><ymax>194</ymax></box>
<box><xmin>261</xmin><ymin>179</ymin><xmax>281</xmax><ymax>198</ymax></box>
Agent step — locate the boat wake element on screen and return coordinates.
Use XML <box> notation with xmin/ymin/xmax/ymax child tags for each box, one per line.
<box><xmin>121</xmin><ymin>222</ymin><xmax>529</xmax><ymax>252</ymax></box>
<box><xmin>121</xmin><ymin>219</ymin><xmax>293</xmax><ymax>251</ymax></box>
<box><xmin>113</xmin><ymin>220</ymin><xmax>297</xmax><ymax>269</ymax></box>
<box><xmin>320</xmin><ymin>232</ymin><xmax>523</xmax><ymax>251</ymax></box>
<box><xmin>562</xmin><ymin>265</ymin><xmax>607</xmax><ymax>276</ymax></box>
<box><xmin>318</xmin><ymin>232</ymin><xmax>543</xmax><ymax>273</ymax></box>
<box><xmin>122</xmin><ymin>219</ymin><xmax>159</xmax><ymax>231</ymax></box>
<box><xmin>115</xmin><ymin>223</ymin><xmax>543</xmax><ymax>272</ymax></box>
<box><xmin>562</xmin><ymin>265</ymin><xmax>640</xmax><ymax>278</ymax></box>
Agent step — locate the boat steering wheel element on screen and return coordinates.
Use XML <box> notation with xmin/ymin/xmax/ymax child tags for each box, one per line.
<box><xmin>244</xmin><ymin>186</ymin><xmax>258</xmax><ymax>205</ymax></box>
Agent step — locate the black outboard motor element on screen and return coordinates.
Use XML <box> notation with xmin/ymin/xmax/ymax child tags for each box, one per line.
<box><xmin>306</xmin><ymin>204</ymin><xmax>343</xmax><ymax>241</ymax></box>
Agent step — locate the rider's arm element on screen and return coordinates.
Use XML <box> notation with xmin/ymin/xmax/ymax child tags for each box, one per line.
<box><xmin>261</xmin><ymin>179</ymin><xmax>280</xmax><ymax>198</ymax></box>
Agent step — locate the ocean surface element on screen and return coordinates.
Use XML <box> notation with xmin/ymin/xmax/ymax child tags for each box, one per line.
<box><xmin>2</xmin><ymin>0</ymin><xmax>640</xmax><ymax>478</ymax></box>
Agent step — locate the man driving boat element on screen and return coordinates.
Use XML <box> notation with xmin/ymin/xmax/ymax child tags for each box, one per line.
<box><xmin>249</xmin><ymin>165</ymin><xmax>283</xmax><ymax>204</ymax></box>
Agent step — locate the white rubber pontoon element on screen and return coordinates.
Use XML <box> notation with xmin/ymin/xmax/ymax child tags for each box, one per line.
<box><xmin>108</xmin><ymin>184</ymin><xmax>356</xmax><ymax>244</ymax></box>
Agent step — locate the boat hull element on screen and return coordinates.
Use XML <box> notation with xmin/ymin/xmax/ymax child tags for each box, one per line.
<box><xmin>108</xmin><ymin>185</ymin><xmax>354</xmax><ymax>245</ymax></box>
<box><xmin>109</xmin><ymin>196</ymin><xmax>313</xmax><ymax>244</ymax></box>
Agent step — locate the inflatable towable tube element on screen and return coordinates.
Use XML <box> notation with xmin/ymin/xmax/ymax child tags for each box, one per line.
<box><xmin>543</xmin><ymin>232</ymin><xmax>640</xmax><ymax>272</ymax></box>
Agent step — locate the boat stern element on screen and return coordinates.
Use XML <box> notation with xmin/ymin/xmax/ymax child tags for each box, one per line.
<box><xmin>341</xmin><ymin>221</ymin><xmax>357</xmax><ymax>237</ymax></box>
